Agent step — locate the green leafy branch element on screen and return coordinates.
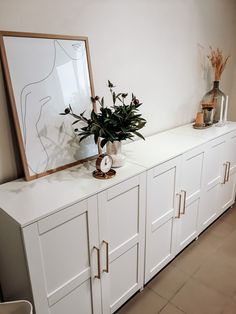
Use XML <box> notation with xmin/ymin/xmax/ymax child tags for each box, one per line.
<box><xmin>60</xmin><ymin>81</ymin><xmax>147</xmax><ymax>148</ymax></box>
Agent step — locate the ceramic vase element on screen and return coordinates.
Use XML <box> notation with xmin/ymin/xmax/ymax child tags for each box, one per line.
<box><xmin>106</xmin><ymin>141</ymin><xmax>126</xmax><ymax>168</ymax></box>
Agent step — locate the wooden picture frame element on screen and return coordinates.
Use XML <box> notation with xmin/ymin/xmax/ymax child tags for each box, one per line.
<box><xmin>0</xmin><ymin>31</ymin><xmax>97</xmax><ymax>181</ymax></box>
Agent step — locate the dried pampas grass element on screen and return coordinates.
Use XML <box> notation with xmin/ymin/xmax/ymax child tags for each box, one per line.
<box><xmin>207</xmin><ymin>47</ymin><xmax>230</xmax><ymax>81</ymax></box>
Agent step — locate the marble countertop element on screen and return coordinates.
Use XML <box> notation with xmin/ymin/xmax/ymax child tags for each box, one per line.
<box><xmin>0</xmin><ymin>161</ymin><xmax>145</xmax><ymax>227</ymax></box>
<box><xmin>1</xmin><ymin>121</ymin><xmax>236</xmax><ymax>227</ymax></box>
<box><xmin>124</xmin><ymin>122</ymin><xmax>236</xmax><ymax>169</ymax></box>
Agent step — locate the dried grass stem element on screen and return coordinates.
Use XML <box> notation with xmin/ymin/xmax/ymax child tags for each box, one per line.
<box><xmin>207</xmin><ymin>47</ymin><xmax>230</xmax><ymax>81</ymax></box>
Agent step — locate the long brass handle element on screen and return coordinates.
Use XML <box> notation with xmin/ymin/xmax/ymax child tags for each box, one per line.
<box><xmin>93</xmin><ymin>246</ymin><xmax>101</xmax><ymax>279</ymax></box>
<box><xmin>226</xmin><ymin>161</ymin><xmax>231</xmax><ymax>182</ymax></box>
<box><xmin>175</xmin><ymin>193</ymin><xmax>182</xmax><ymax>218</ymax></box>
<box><xmin>103</xmin><ymin>240</ymin><xmax>109</xmax><ymax>273</ymax></box>
<box><xmin>223</xmin><ymin>163</ymin><xmax>228</xmax><ymax>184</ymax></box>
<box><xmin>181</xmin><ymin>190</ymin><xmax>187</xmax><ymax>215</ymax></box>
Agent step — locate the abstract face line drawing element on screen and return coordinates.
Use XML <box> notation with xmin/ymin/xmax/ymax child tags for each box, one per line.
<box><xmin>0</xmin><ymin>31</ymin><xmax>97</xmax><ymax>180</ymax></box>
<box><xmin>20</xmin><ymin>40</ymin><xmax>85</xmax><ymax>175</ymax></box>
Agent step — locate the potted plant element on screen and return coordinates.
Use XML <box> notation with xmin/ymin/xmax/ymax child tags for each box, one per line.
<box><xmin>61</xmin><ymin>81</ymin><xmax>146</xmax><ymax>167</ymax></box>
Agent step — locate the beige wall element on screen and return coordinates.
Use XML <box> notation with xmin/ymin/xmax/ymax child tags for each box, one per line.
<box><xmin>0</xmin><ymin>0</ymin><xmax>236</xmax><ymax>183</ymax></box>
<box><xmin>229</xmin><ymin>66</ymin><xmax>236</xmax><ymax>120</ymax></box>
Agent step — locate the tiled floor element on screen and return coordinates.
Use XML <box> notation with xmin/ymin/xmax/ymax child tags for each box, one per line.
<box><xmin>117</xmin><ymin>206</ymin><xmax>236</xmax><ymax>314</ymax></box>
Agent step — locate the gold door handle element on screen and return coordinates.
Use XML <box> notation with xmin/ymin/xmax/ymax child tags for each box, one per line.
<box><xmin>103</xmin><ymin>240</ymin><xmax>109</xmax><ymax>273</ymax></box>
<box><xmin>175</xmin><ymin>193</ymin><xmax>182</xmax><ymax>218</ymax></box>
<box><xmin>181</xmin><ymin>190</ymin><xmax>187</xmax><ymax>215</ymax></box>
<box><xmin>223</xmin><ymin>163</ymin><xmax>228</xmax><ymax>184</ymax></box>
<box><xmin>93</xmin><ymin>246</ymin><xmax>101</xmax><ymax>279</ymax></box>
<box><xmin>226</xmin><ymin>161</ymin><xmax>231</xmax><ymax>182</ymax></box>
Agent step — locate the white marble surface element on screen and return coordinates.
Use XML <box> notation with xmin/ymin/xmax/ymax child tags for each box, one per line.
<box><xmin>0</xmin><ymin>161</ymin><xmax>145</xmax><ymax>227</ymax></box>
<box><xmin>1</xmin><ymin>121</ymin><xmax>236</xmax><ymax>227</ymax></box>
<box><xmin>170</xmin><ymin>122</ymin><xmax>236</xmax><ymax>140</ymax></box>
<box><xmin>124</xmin><ymin>131</ymin><xmax>205</xmax><ymax>169</ymax></box>
<box><xmin>124</xmin><ymin>122</ymin><xmax>236</xmax><ymax>169</ymax></box>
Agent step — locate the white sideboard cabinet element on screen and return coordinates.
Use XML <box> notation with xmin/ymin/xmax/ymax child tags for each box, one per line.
<box><xmin>0</xmin><ymin>167</ymin><xmax>145</xmax><ymax>314</ymax></box>
<box><xmin>144</xmin><ymin>144</ymin><xmax>205</xmax><ymax>283</ymax></box>
<box><xmin>124</xmin><ymin>122</ymin><xmax>236</xmax><ymax>286</ymax></box>
<box><xmin>22</xmin><ymin>173</ymin><xmax>146</xmax><ymax>314</ymax></box>
<box><xmin>199</xmin><ymin>130</ymin><xmax>236</xmax><ymax>232</ymax></box>
<box><xmin>1</xmin><ymin>123</ymin><xmax>236</xmax><ymax>314</ymax></box>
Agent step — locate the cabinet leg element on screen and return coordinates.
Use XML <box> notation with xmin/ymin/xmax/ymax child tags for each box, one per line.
<box><xmin>139</xmin><ymin>286</ymin><xmax>144</xmax><ymax>292</ymax></box>
<box><xmin>195</xmin><ymin>236</ymin><xmax>199</xmax><ymax>241</ymax></box>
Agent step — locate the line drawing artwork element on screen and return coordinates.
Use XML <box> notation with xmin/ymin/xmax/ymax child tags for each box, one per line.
<box><xmin>4</xmin><ymin>37</ymin><xmax>95</xmax><ymax>177</ymax></box>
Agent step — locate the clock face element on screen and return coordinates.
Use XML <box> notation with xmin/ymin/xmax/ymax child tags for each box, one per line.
<box><xmin>100</xmin><ymin>155</ymin><xmax>112</xmax><ymax>173</ymax></box>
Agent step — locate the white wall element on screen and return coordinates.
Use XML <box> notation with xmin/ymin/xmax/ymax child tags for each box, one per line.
<box><xmin>229</xmin><ymin>66</ymin><xmax>236</xmax><ymax>120</ymax></box>
<box><xmin>0</xmin><ymin>0</ymin><xmax>236</xmax><ymax>183</ymax></box>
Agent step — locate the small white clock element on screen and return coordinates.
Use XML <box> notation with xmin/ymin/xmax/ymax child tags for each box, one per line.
<box><xmin>93</xmin><ymin>154</ymin><xmax>116</xmax><ymax>179</ymax></box>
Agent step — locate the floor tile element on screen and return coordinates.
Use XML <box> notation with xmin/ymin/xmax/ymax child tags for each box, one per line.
<box><xmin>205</xmin><ymin>216</ymin><xmax>235</xmax><ymax>239</ymax></box>
<box><xmin>171</xmin><ymin>243</ymin><xmax>209</xmax><ymax>276</ymax></box>
<box><xmin>172</xmin><ymin>211</ymin><xmax>236</xmax><ymax>276</ymax></box>
<box><xmin>194</xmin><ymin>229</ymin><xmax>224</xmax><ymax>252</ymax></box>
<box><xmin>225</xmin><ymin>227</ymin><xmax>236</xmax><ymax>243</ymax></box>
<box><xmin>221</xmin><ymin>298</ymin><xmax>236</xmax><ymax>314</ymax></box>
<box><xmin>193</xmin><ymin>256</ymin><xmax>236</xmax><ymax>297</ymax></box>
<box><xmin>159</xmin><ymin>303</ymin><xmax>185</xmax><ymax>314</ymax></box>
<box><xmin>116</xmin><ymin>288</ymin><xmax>167</xmax><ymax>314</ymax></box>
<box><xmin>213</xmin><ymin>233</ymin><xmax>236</xmax><ymax>267</ymax></box>
<box><xmin>219</xmin><ymin>207</ymin><xmax>236</xmax><ymax>227</ymax></box>
<box><xmin>204</xmin><ymin>247</ymin><xmax>236</xmax><ymax>277</ymax></box>
<box><xmin>171</xmin><ymin>278</ymin><xmax>229</xmax><ymax>314</ymax></box>
<box><xmin>147</xmin><ymin>264</ymin><xmax>189</xmax><ymax>300</ymax></box>
<box><xmin>232</xmin><ymin>291</ymin><xmax>236</xmax><ymax>302</ymax></box>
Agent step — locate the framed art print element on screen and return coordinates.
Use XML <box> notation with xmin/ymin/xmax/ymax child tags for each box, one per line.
<box><xmin>0</xmin><ymin>31</ymin><xmax>97</xmax><ymax>180</ymax></box>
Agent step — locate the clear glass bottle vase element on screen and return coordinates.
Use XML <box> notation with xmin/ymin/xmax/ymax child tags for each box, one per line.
<box><xmin>202</xmin><ymin>81</ymin><xmax>226</xmax><ymax>124</ymax></box>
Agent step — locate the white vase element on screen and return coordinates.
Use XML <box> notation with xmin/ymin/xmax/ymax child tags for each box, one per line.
<box><xmin>106</xmin><ymin>141</ymin><xmax>126</xmax><ymax>168</ymax></box>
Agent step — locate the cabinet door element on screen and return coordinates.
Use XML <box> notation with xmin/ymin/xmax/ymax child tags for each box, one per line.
<box><xmin>220</xmin><ymin>131</ymin><xmax>236</xmax><ymax>214</ymax></box>
<box><xmin>175</xmin><ymin>146</ymin><xmax>205</xmax><ymax>254</ymax></box>
<box><xmin>98</xmin><ymin>174</ymin><xmax>146</xmax><ymax>313</ymax></box>
<box><xmin>199</xmin><ymin>136</ymin><xmax>226</xmax><ymax>232</ymax></box>
<box><xmin>23</xmin><ymin>196</ymin><xmax>102</xmax><ymax>314</ymax></box>
<box><xmin>145</xmin><ymin>156</ymin><xmax>181</xmax><ymax>283</ymax></box>
<box><xmin>227</xmin><ymin>130</ymin><xmax>236</xmax><ymax>175</ymax></box>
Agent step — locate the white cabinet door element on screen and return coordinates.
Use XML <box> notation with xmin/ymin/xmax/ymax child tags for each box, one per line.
<box><xmin>220</xmin><ymin>131</ymin><xmax>236</xmax><ymax>214</ymax></box>
<box><xmin>199</xmin><ymin>136</ymin><xmax>227</xmax><ymax>232</ymax></box>
<box><xmin>23</xmin><ymin>196</ymin><xmax>102</xmax><ymax>314</ymax></box>
<box><xmin>175</xmin><ymin>146</ymin><xmax>205</xmax><ymax>254</ymax></box>
<box><xmin>145</xmin><ymin>156</ymin><xmax>181</xmax><ymax>283</ymax></box>
<box><xmin>98</xmin><ymin>173</ymin><xmax>146</xmax><ymax>313</ymax></box>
